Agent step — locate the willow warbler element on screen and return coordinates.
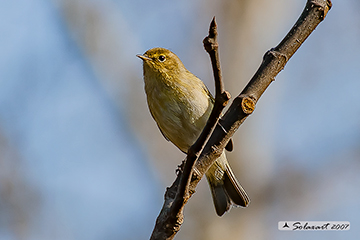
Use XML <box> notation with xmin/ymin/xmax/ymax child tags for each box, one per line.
<box><xmin>137</xmin><ymin>47</ymin><xmax>249</xmax><ymax>216</ymax></box>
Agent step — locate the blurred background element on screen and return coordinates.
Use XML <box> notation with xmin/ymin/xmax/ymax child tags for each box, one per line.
<box><xmin>0</xmin><ymin>0</ymin><xmax>359</xmax><ymax>239</ymax></box>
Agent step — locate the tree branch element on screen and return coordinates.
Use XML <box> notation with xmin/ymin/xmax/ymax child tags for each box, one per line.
<box><xmin>192</xmin><ymin>0</ymin><xmax>332</xmax><ymax>182</ymax></box>
<box><xmin>149</xmin><ymin>1</ymin><xmax>332</xmax><ymax>239</ymax></box>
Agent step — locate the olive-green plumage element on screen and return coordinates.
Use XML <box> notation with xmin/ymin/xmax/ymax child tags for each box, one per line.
<box><xmin>137</xmin><ymin>47</ymin><xmax>249</xmax><ymax>216</ymax></box>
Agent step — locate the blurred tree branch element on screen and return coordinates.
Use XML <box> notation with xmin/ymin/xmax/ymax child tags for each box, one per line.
<box><xmin>149</xmin><ymin>1</ymin><xmax>332</xmax><ymax>239</ymax></box>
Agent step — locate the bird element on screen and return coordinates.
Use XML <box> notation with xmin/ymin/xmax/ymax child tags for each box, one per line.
<box><xmin>137</xmin><ymin>47</ymin><xmax>249</xmax><ymax>216</ymax></box>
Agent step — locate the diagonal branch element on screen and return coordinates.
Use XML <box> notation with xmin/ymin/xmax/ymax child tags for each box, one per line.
<box><xmin>149</xmin><ymin>1</ymin><xmax>332</xmax><ymax>240</ymax></box>
<box><xmin>192</xmin><ymin>0</ymin><xmax>332</xmax><ymax>182</ymax></box>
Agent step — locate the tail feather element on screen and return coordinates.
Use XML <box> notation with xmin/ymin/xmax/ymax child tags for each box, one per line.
<box><xmin>207</xmin><ymin>179</ymin><xmax>231</xmax><ymax>216</ymax></box>
<box><xmin>205</xmin><ymin>152</ymin><xmax>250</xmax><ymax>216</ymax></box>
<box><xmin>223</xmin><ymin>163</ymin><xmax>250</xmax><ymax>207</ymax></box>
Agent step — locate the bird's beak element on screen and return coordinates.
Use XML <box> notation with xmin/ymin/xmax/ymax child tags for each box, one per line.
<box><xmin>136</xmin><ymin>54</ymin><xmax>152</xmax><ymax>61</ymax></box>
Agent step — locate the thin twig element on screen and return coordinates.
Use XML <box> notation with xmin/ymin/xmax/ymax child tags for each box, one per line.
<box><xmin>150</xmin><ymin>16</ymin><xmax>229</xmax><ymax>240</ymax></box>
<box><xmin>203</xmin><ymin>17</ymin><xmax>225</xmax><ymax>96</ymax></box>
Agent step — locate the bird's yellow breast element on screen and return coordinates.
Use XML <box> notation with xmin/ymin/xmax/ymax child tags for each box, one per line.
<box><xmin>144</xmin><ymin>70</ymin><xmax>213</xmax><ymax>152</ymax></box>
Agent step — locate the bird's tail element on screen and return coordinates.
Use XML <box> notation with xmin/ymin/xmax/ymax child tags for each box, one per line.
<box><xmin>205</xmin><ymin>152</ymin><xmax>250</xmax><ymax>216</ymax></box>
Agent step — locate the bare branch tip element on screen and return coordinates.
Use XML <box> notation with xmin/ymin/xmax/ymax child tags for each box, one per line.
<box><xmin>211</xmin><ymin>16</ymin><xmax>216</xmax><ymax>27</ymax></box>
<box><xmin>208</xmin><ymin>17</ymin><xmax>217</xmax><ymax>38</ymax></box>
<box><xmin>309</xmin><ymin>0</ymin><xmax>332</xmax><ymax>9</ymax></box>
<box><xmin>308</xmin><ymin>0</ymin><xmax>332</xmax><ymax>20</ymax></box>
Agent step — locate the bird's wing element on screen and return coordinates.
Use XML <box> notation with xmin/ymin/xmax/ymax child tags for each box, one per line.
<box><xmin>202</xmin><ymin>82</ymin><xmax>234</xmax><ymax>152</ymax></box>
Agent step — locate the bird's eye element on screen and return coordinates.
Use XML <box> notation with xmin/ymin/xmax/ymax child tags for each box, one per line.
<box><xmin>158</xmin><ymin>55</ymin><xmax>166</xmax><ymax>62</ymax></box>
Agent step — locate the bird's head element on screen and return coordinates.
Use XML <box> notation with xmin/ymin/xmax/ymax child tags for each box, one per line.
<box><xmin>137</xmin><ymin>48</ymin><xmax>186</xmax><ymax>77</ymax></box>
